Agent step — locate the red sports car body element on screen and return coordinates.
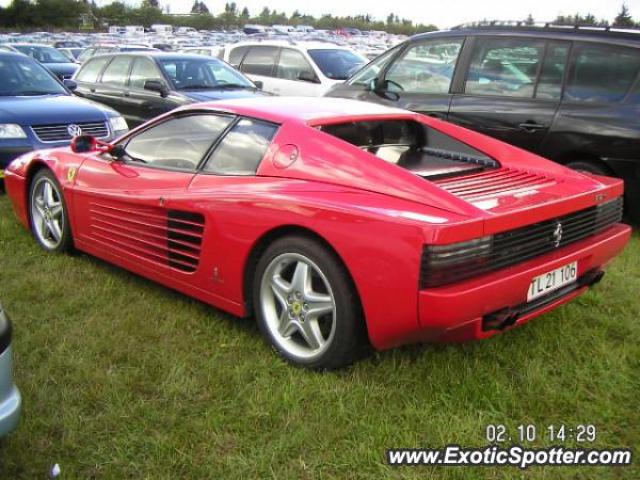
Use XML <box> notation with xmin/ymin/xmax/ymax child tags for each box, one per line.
<box><xmin>4</xmin><ymin>97</ymin><xmax>631</xmax><ymax>368</ymax></box>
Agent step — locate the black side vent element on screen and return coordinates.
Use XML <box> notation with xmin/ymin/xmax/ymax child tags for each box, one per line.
<box><xmin>167</xmin><ymin>211</ymin><xmax>205</xmax><ymax>272</ymax></box>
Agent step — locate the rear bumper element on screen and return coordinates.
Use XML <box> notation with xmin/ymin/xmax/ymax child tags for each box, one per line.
<box><xmin>416</xmin><ymin>223</ymin><xmax>631</xmax><ymax>342</ymax></box>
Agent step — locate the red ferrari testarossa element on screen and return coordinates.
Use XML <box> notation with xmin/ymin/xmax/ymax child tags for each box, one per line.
<box><xmin>4</xmin><ymin>97</ymin><xmax>631</xmax><ymax>368</ymax></box>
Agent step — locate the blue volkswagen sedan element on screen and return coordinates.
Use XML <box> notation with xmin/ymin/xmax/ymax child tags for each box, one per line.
<box><xmin>0</xmin><ymin>51</ymin><xmax>128</xmax><ymax>179</ymax></box>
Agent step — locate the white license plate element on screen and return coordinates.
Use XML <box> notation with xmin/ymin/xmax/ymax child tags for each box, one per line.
<box><xmin>527</xmin><ymin>262</ymin><xmax>577</xmax><ymax>302</ymax></box>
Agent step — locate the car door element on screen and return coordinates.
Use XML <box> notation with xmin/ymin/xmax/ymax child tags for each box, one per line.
<box><xmin>73</xmin><ymin>55</ymin><xmax>111</xmax><ymax>102</ymax></box>
<box><xmin>331</xmin><ymin>38</ymin><xmax>465</xmax><ymax>119</ymax></box>
<box><xmin>272</xmin><ymin>47</ymin><xmax>323</xmax><ymax>96</ymax></box>
<box><xmin>71</xmin><ymin>112</ymin><xmax>237</xmax><ymax>284</ymax></box>
<box><xmin>90</xmin><ymin>55</ymin><xmax>134</xmax><ymax>116</ymax></box>
<box><xmin>238</xmin><ymin>45</ymin><xmax>280</xmax><ymax>94</ymax></box>
<box><xmin>448</xmin><ymin>36</ymin><xmax>568</xmax><ymax>153</ymax></box>
<box><xmin>125</xmin><ymin>56</ymin><xmax>179</xmax><ymax>127</ymax></box>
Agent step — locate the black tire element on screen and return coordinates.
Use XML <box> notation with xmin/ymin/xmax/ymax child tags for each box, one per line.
<box><xmin>253</xmin><ymin>235</ymin><xmax>366</xmax><ymax>370</ymax></box>
<box><xmin>29</xmin><ymin>169</ymin><xmax>73</xmax><ymax>253</ymax></box>
<box><xmin>565</xmin><ymin>160</ymin><xmax>610</xmax><ymax>176</ymax></box>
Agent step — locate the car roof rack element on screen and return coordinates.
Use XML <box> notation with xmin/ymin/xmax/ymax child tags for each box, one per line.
<box><xmin>244</xmin><ymin>32</ymin><xmax>296</xmax><ymax>45</ymax></box>
<box><xmin>451</xmin><ymin>20</ymin><xmax>640</xmax><ymax>36</ymax></box>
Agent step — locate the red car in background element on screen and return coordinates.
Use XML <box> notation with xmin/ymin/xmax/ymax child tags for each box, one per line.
<box><xmin>3</xmin><ymin>98</ymin><xmax>631</xmax><ymax>369</ymax></box>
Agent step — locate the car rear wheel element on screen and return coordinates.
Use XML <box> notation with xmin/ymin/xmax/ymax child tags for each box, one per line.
<box><xmin>254</xmin><ymin>236</ymin><xmax>364</xmax><ymax>370</ymax></box>
<box><xmin>29</xmin><ymin>169</ymin><xmax>72</xmax><ymax>253</ymax></box>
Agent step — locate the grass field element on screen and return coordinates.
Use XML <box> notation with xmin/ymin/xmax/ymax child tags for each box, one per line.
<box><xmin>0</xmin><ymin>194</ymin><xmax>638</xmax><ymax>479</ymax></box>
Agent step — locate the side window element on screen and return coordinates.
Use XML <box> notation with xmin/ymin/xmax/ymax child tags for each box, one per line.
<box><xmin>101</xmin><ymin>56</ymin><xmax>133</xmax><ymax>86</ymax></box>
<box><xmin>535</xmin><ymin>42</ymin><xmax>569</xmax><ymax>100</ymax></box>
<box><xmin>465</xmin><ymin>37</ymin><xmax>545</xmax><ymax>98</ymax></box>
<box><xmin>124</xmin><ymin>114</ymin><xmax>234</xmax><ymax>170</ymax></box>
<box><xmin>566</xmin><ymin>44</ymin><xmax>640</xmax><ymax>103</ymax></box>
<box><xmin>229</xmin><ymin>46</ymin><xmax>249</xmax><ymax>67</ymax></box>
<box><xmin>240</xmin><ymin>46</ymin><xmax>278</xmax><ymax>77</ymax></box>
<box><xmin>76</xmin><ymin>56</ymin><xmax>110</xmax><ymax>83</ymax></box>
<box><xmin>77</xmin><ymin>47</ymin><xmax>94</xmax><ymax>63</ymax></box>
<box><xmin>276</xmin><ymin>48</ymin><xmax>316</xmax><ymax>81</ymax></box>
<box><xmin>385</xmin><ymin>38</ymin><xmax>463</xmax><ymax>94</ymax></box>
<box><xmin>203</xmin><ymin>118</ymin><xmax>277</xmax><ymax>176</ymax></box>
<box><xmin>129</xmin><ymin>58</ymin><xmax>163</xmax><ymax>89</ymax></box>
<box><xmin>349</xmin><ymin>45</ymin><xmax>402</xmax><ymax>86</ymax></box>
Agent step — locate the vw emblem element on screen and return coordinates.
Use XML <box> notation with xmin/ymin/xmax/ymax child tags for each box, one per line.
<box><xmin>67</xmin><ymin>124</ymin><xmax>82</xmax><ymax>137</ymax></box>
<box><xmin>552</xmin><ymin>221</ymin><xmax>563</xmax><ymax>248</ymax></box>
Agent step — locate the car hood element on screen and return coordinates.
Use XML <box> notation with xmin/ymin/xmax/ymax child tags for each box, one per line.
<box><xmin>181</xmin><ymin>88</ymin><xmax>270</xmax><ymax>102</ymax></box>
<box><xmin>0</xmin><ymin>94</ymin><xmax>115</xmax><ymax>125</ymax></box>
<box><xmin>43</xmin><ymin>63</ymin><xmax>79</xmax><ymax>75</ymax></box>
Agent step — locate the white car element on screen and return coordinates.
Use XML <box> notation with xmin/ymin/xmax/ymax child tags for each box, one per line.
<box><xmin>223</xmin><ymin>40</ymin><xmax>367</xmax><ymax>96</ymax></box>
<box><xmin>179</xmin><ymin>46</ymin><xmax>224</xmax><ymax>58</ymax></box>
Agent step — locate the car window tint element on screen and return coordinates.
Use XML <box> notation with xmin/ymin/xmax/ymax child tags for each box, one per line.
<box><xmin>240</xmin><ymin>46</ymin><xmax>278</xmax><ymax>76</ymax></box>
<box><xmin>129</xmin><ymin>57</ymin><xmax>163</xmax><ymax>89</ymax></box>
<box><xmin>566</xmin><ymin>44</ymin><xmax>640</xmax><ymax>103</ymax></box>
<box><xmin>101</xmin><ymin>56</ymin><xmax>133</xmax><ymax>86</ymax></box>
<box><xmin>76</xmin><ymin>56</ymin><xmax>110</xmax><ymax>83</ymax></box>
<box><xmin>535</xmin><ymin>42</ymin><xmax>569</xmax><ymax>100</ymax></box>
<box><xmin>276</xmin><ymin>48</ymin><xmax>316</xmax><ymax>81</ymax></box>
<box><xmin>229</xmin><ymin>45</ymin><xmax>249</xmax><ymax>67</ymax></box>
<box><xmin>349</xmin><ymin>45</ymin><xmax>401</xmax><ymax>86</ymax></box>
<box><xmin>203</xmin><ymin>119</ymin><xmax>277</xmax><ymax>175</ymax></box>
<box><xmin>385</xmin><ymin>38</ymin><xmax>463</xmax><ymax>94</ymax></box>
<box><xmin>125</xmin><ymin>115</ymin><xmax>234</xmax><ymax>171</ymax></box>
<box><xmin>466</xmin><ymin>37</ymin><xmax>545</xmax><ymax>98</ymax></box>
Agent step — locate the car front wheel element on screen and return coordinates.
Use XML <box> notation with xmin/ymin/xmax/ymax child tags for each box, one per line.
<box><xmin>29</xmin><ymin>169</ymin><xmax>73</xmax><ymax>253</ymax></box>
<box><xmin>253</xmin><ymin>235</ymin><xmax>365</xmax><ymax>370</ymax></box>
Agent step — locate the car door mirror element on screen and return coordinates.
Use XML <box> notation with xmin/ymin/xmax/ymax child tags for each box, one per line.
<box><xmin>253</xmin><ymin>80</ymin><xmax>263</xmax><ymax>90</ymax></box>
<box><xmin>63</xmin><ymin>79</ymin><xmax>77</xmax><ymax>91</ymax></box>
<box><xmin>144</xmin><ymin>79</ymin><xmax>169</xmax><ymax>97</ymax></box>
<box><xmin>70</xmin><ymin>134</ymin><xmax>97</xmax><ymax>153</ymax></box>
<box><xmin>297</xmin><ymin>71</ymin><xmax>320</xmax><ymax>84</ymax></box>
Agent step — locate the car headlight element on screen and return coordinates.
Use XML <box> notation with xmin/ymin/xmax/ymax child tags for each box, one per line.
<box><xmin>0</xmin><ymin>124</ymin><xmax>27</xmax><ymax>139</ymax></box>
<box><xmin>108</xmin><ymin>116</ymin><xmax>128</xmax><ymax>132</ymax></box>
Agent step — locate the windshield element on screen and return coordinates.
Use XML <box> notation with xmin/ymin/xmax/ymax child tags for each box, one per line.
<box><xmin>0</xmin><ymin>56</ymin><xmax>66</xmax><ymax>96</ymax></box>
<box><xmin>158</xmin><ymin>58</ymin><xmax>254</xmax><ymax>90</ymax></box>
<box><xmin>14</xmin><ymin>45</ymin><xmax>71</xmax><ymax>63</ymax></box>
<box><xmin>307</xmin><ymin>49</ymin><xmax>366</xmax><ymax>80</ymax></box>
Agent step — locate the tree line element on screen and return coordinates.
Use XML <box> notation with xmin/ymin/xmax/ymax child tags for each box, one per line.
<box><xmin>0</xmin><ymin>0</ymin><xmax>638</xmax><ymax>34</ymax></box>
<box><xmin>0</xmin><ymin>0</ymin><xmax>437</xmax><ymax>35</ymax></box>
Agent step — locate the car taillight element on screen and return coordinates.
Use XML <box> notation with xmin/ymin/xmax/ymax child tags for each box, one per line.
<box><xmin>420</xmin><ymin>236</ymin><xmax>493</xmax><ymax>288</ymax></box>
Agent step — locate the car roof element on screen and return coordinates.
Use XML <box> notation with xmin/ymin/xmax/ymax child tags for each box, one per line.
<box><xmin>231</xmin><ymin>39</ymin><xmax>348</xmax><ymax>50</ymax></box>
<box><xmin>411</xmin><ymin>26</ymin><xmax>640</xmax><ymax>47</ymax></box>
<box><xmin>0</xmin><ymin>50</ymin><xmax>32</xmax><ymax>59</ymax></box>
<box><xmin>103</xmin><ymin>52</ymin><xmax>222</xmax><ymax>61</ymax></box>
<box><xmin>8</xmin><ymin>43</ymin><xmax>53</xmax><ymax>48</ymax></box>
<box><xmin>184</xmin><ymin>97</ymin><xmax>414</xmax><ymax>125</ymax></box>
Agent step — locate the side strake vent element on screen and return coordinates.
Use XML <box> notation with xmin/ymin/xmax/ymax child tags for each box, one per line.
<box><xmin>167</xmin><ymin>210</ymin><xmax>205</xmax><ymax>272</ymax></box>
<box><xmin>89</xmin><ymin>203</ymin><xmax>204</xmax><ymax>273</ymax></box>
<box><xmin>435</xmin><ymin>167</ymin><xmax>558</xmax><ymax>201</ymax></box>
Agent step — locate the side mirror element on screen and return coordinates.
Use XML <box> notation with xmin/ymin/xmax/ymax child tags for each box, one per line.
<box><xmin>144</xmin><ymin>79</ymin><xmax>169</xmax><ymax>97</ymax></box>
<box><xmin>63</xmin><ymin>79</ymin><xmax>78</xmax><ymax>91</ymax></box>
<box><xmin>253</xmin><ymin>80</ymin><xmax>263</xmax><ymax>90</ymax></box>
<box><xmin>70</xmin><ymin>135</ymin><xmax>97</xmax><ymax>153</ymax></box>
<box><xmin>297</xmin><ymin>71</ymin><xmax>320</xmax><ymax>84</ymax></box>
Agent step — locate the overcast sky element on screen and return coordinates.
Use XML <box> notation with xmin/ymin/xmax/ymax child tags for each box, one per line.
<box><xmin>2</xmin><ymin>0</ymin><xmax>639</xmax><ymax>28</ymax></box>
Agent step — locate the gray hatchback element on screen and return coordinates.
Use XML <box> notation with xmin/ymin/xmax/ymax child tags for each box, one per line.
<box><xmin>0</xmin><ymin>304</ymin><xmax>20</xmax><ymax>436</ymax></box>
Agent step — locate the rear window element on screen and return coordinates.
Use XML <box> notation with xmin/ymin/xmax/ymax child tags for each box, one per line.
<box><xmin>566</xmin><ymin>44</ymin><xmax>640</xmax><ymax>103</ymax></box>
<box><xmin>320</xmin><ymin>119</ymin><xmax>497</xmax><ymax>179</ymax></box>
<box><xmin>76</xmin><ymin>56</ymin><xmax>110</xmax><ymax>83</ymax></box>
<box><xmin>241</xmin><ymin>46</ymin><xmax>278</xmax><ymax>77</ymax></box>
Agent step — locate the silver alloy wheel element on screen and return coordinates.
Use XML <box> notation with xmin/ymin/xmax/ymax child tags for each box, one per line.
<box><xmin>30</xmin><ymin>177</ymin><xmax>65</xmax><ymax>250</ymax></box>
<box><xmin>260</xmin><ymin>253</ymin><xmax>337</xmax><ymax>360</ymax></box>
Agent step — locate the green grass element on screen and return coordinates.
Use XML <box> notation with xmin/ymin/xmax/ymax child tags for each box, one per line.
<box><xmin>0</xmin><ymin>195</ymin><xmax>638</xmax><ymax>479</ymax></box>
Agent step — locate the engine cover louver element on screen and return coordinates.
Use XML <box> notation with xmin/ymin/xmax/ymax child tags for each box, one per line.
<box><xmin>89</xmin><ymin>202</ymin><xmax>205</xmax><ymax>273</ymax></box>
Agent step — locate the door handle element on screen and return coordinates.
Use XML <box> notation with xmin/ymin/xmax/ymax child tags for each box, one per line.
<box><xmin>124</xmin><ymin>91</ymin><xmax>130</xmax><ymax>97</ymax></box>
<box><xmin>90</xmin><ymin>88</ymin><xmax>96</xmax><ymax>93</ymax></box>
<box><xmin>519</xmin><ymin>121</ymin><xmax>545</xmax><ymax>132</ymax></box>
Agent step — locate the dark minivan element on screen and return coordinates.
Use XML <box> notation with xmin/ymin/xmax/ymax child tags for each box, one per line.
<box><xmin>72</xmin><ymin>52</ymin><xmax>268</xmax><ymax>128</ymax></box>
<box><xmin>327</xmin><ymin>25</ymin><xmax>640</xmax><ymax>221</ymax></box>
